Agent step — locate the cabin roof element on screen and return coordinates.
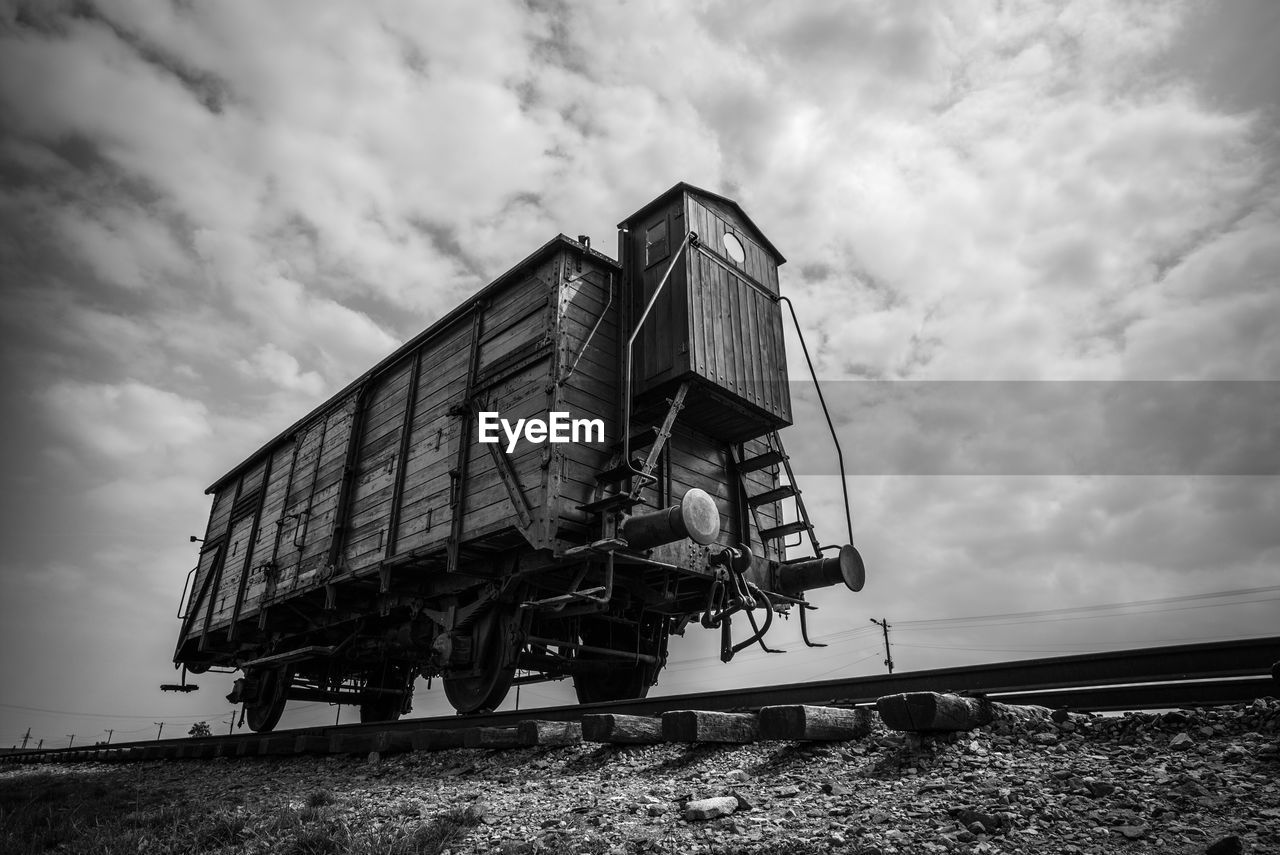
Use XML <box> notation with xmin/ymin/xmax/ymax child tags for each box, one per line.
<box><xmin>616</xmin><ymin>181</ymin><xmax>786</xmax><ymax>265</ymax></box>
<box><xmin>205</xmin><ymin>234</ymin><xmax>619</xmax><ymax>495</ymax></box>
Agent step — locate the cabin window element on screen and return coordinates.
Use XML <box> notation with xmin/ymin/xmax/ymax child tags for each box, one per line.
<box><xmin>645</xmin><ymin>217</ymin><xmax>669</xmax><ymax>268</ymax></box>
<box><xmin>722</xmin><ymin>232</ymin><xmax>746</xmax><ymax>265</ymax></box>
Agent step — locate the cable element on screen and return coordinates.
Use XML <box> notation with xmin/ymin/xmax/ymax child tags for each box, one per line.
<box><xmin>0</xmin><ymin>702</ymin><xmax>234</xmax><ymax>720</ymax></box>
<box><xmin>896</xmin><ymin>585</ymin><xmax>1280</xmax><ymax>630</ymax></box>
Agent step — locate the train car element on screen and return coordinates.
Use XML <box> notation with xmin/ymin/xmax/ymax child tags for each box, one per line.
<box><xmin>169</xmin><ymin>183</ymin><xmax>865</xmax><ymax>731</ymax></box>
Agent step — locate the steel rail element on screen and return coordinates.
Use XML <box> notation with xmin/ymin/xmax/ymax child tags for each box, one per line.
<box><xmin>6</xmin><ymin>636</ymin><xmax>1276</xmax><ymax>764</ymax></box>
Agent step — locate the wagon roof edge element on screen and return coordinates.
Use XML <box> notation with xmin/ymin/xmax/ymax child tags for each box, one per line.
<box><xmin>204</xmin><ymin>234</ymin><xmax>619</xmax><ymax>495</ymax></box>
<box><xmin>616</xmin><ymin>181</ymin><xmax>786</xmax><ymax>265</ymax></box>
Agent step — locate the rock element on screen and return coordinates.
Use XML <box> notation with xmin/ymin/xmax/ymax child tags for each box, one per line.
<box><xmin>731</xmin><ymin>791</ymin><xmax>754</xmax><ymax>811</ymax></box>
<box><xmin>725</xmin><ymin>769</ymin><xmax>750</xmax><ymax>783</ymax></box>
<box><xmin>1085</xmin><ymin>780</ymin><xmax>1116</xmax><ymax>798</ymax></box>
<box><xmin>952</xmin><ymin>808</ymin><xmax>1003</xmax><ymax>833</ymax></box>
<box><xmin>683</xmin><ymin>796</ymin><xmax>738</xmax><ymax>821</ymax></box>
<box><xmin>1170</xmin><ymin>733</ymin><xmax>1194</xmax><ymax>751</ymax></box>
<box><xmin>820</xmin><ymin>780</ymin><xmax>850</xmax><ymax>796</ymax></box>
<box><xmin>1114</xmin><ymin>825</ymin><xmax>1147</xmax><ymax>840</ymax></box>
<box><xmin>1031</xmin><ymin>733</ymin><xmax>1059</xmax><ymax>746</ymax></box>
<box><xmin>1206</xmin><ymin>835</ymin><xmax>1243</xmax><ymax>855</ymax></box>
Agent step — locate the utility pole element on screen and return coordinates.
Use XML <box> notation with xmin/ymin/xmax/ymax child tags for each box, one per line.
<box><xmin>20</xmin><ymin>728</ymin><xmax>30</xmax><ymax>750</ymax></box>
<box><xmin>66</xmin><ymin>734</ymin><xmax>75</xmax><ymax>748</ymax></box>
<box><xmin>224</xmin><ymin>712</ymin><xmax>235</xmax><ymax>735</ymax></box>
<box><xmin>870</xmin><ymin>617</ymin><xmax>894</xmax><ymax>673</ymax></box>
<box><xmin>104</xmin><ymin>729</ymin><xmax>114</xmax><ymax>744</ymax></box>
<box><xmin>36</xmin><ymin>739</ymin><xmax>43</xmax><ymax>750</ymax></box>
<box><xmin>154</xmin><ymin>722</ymin><xmax>164</xmax><ymax>741</ymax></box>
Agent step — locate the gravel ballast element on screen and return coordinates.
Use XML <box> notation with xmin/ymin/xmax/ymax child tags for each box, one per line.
<box><xmin>2</xmin><ymin>697</ymin><xmax>1276</xmax><ymax>854</ymax></box>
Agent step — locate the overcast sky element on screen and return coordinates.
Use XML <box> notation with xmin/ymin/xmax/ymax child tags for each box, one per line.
<box><xmin>2</xmin><ymin>0</ymin><xmax>1277</xmax><ymax>747</ymax></box>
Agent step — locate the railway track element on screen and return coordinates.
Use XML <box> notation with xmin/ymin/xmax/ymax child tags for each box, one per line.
<box><xmin>8</xmin><ymin>636</ymin><xmax>1276</xmax><ymax>766</ymax></box>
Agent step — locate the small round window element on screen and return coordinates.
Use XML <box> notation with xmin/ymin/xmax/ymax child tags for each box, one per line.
<box><xmin>722</xmin><ymin>232</ymin><xmax>746</xmax><ymax>264</ymax></box>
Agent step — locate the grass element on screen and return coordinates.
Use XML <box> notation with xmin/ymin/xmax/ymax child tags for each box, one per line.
<box><xmin>0</xmin><ymin>770</ymin><xmax>489</xmax><ymax>855</ymax></box>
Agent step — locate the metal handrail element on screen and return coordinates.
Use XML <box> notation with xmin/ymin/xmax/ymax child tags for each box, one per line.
<box><xmin>621</xmin><ymin>230</ymin><xmax>697</xmax><ymax>470</ymax></box>
<box><xmin>176</xmin><ymin>565</ymin><xmax>197</xmax><ymax>619</ymax></box>
<box><xmin>779</xmin><ymin>295</ymin><xmax>855</xmax><ymax>547</ymax></box>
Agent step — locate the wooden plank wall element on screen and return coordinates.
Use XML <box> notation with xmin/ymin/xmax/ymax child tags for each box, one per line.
<box><xmin>685</xmin><ymin>197</ymin><xmax>789</xmax><ymax>424</ymax></box>
<box><xmin>632</xmin><ymin>199</ymin><xmax>688</xmax><ymax>391</ymax></box>
<box><xmin>185</xmin><ymin>250</ymin><xmax>575</xmax><ymax>644</ymax></box>
<box><xmin>183</xmin><ymin>239</ymin><xmax>792</xmax><ymax>648</ymax></box>
<box><xmin>550</xmin><ymin>263</ymin><xmax>620</xmax><ymax>537</ymax></box>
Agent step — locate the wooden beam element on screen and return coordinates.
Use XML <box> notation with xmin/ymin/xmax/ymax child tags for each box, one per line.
<box><xmin>877</xmin><ymin>692</ymin><xmax>1052</xmax><ymax>732</ymax></box>
<box><xmin>372</xmin><ymin>731</ymin><xmax>414</xmax><ymax>754</ymax></box>
<box><xmin>409</xmin><ymin>729</ymin><xmax>467</xmax><ymax>752</ymax></box>
<box><xmin>463</xmin><ymin>726</ymin><xmax>524</xmax><ymax>750</ymax></box>
<box><xmin>294</xmin><ymin>735</ymin><xmax>330</xmax><ymax>754</ymax></box>
<box><xmin>758</xmin><ymin>705</ymin><xmax>872</xmax><ymax>741</ymax></box>
<box><xmin>516</xmin><ymin>720</ymin><xmax>582</xmax><ymax>747</ymax></box>
<box><xmin>662</xmin><ymin>710</ymin><xmax>758</xmax><ymax>743</ymax></box>
<box><xmin>581</xmin><ymin>713</ymin><xmax>665</xmax><ymax>744</ymax></box>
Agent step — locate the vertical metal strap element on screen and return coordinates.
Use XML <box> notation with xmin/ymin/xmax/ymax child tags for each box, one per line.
<box><xmin>326</xmin><ymin>383</ymin><xmax>375</xmax><ymax>572</ymax></box>
<box><xmin>266</xmin><ymin>435</ymin><xmax>304</xmax><ymax>594</ymax></box>
<box><xmin>447</xmin><ymin>302</ymin><xmax>486</xmax><ymax>573</ymax></box>
<box><xmin>291</xmin><ymin>416</ymin><xmax>329</xmax><ymax>584</ymax></box>
<box><xmin>227</xmin><ymin>454</ymin><xmax>273</xmax><ymax>642</ymax></box>
<box><xmin>385</xmin><ymin>351</ymin><xmax>424</xmax><ymax>559</ymax></box>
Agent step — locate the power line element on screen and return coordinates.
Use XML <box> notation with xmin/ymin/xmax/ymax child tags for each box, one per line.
<box><xmin>0</xmin><ymin>702</ymin><xmax>233</xmax><ymax>720</ymax></box>
<box><xmin>895</xmin><ymin>585</ymin><xmax>1280</xmax><ymax>630</ymax></box>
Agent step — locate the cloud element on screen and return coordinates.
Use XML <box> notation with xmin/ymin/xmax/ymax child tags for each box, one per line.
<box><xmin>40</xmin><ymin>379</ymin><xmax>211</xmax><ymax>464</ymax></box>
<box><xmin>235</xmin><ymin>343</ymin><xmax>324</xmax><ymax>396</ymax></box>
<box><xmin>1</xmin><ymin>0</ymin><xmax>1277</xmax><ymax>740</ymax></box>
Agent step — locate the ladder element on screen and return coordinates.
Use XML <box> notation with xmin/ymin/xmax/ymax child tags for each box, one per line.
<box><xmin>580</xmin><ymin>381</ymin><xmax>690</xmax><ymax>517</ymax></box>
<box><xmin>731</xmin><ymin>430</ymin><xmax>821</xmax><ymax>559</ymax></box>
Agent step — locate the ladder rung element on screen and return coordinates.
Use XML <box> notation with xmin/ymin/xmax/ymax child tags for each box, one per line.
<box><xmin>759</xmin><ymin>520</ymin><xmax>811</xmax><ymax>540</ymax></box>
<box><xmin>747</xmin><ymin>485</ymin><xmax>797</xmax><ymax>507</ymax></box>
<box><xmin>738</xmin><ymin>450</ymin><xmax>785</xmax><ymax>472</ymax></box>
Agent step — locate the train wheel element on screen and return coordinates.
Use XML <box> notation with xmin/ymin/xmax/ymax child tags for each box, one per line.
<box><xmin>359</xmin><ymin>665</ymin><xmax>410</xmax><ymax>723</ymax></box>
<box><xmin>443</xmin><ymin>610</ymin><xmax>516</xmax><ymax>714</ymax></box>
<box><xmin>572</xmin><ymin>619</ymin><xmax>660</xmax><ymax>704</ymax></box>
<box><xmin>245</xmin><ymin>667</ymin><xmax>291</xmax><ymax>733</ymax></box>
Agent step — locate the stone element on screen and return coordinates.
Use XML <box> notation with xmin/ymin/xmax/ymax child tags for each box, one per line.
<box><xmin>1170</xmin><ymin>733</ymin><xmax>1194</xmax><ymax>751</ymax></box>
<box><xmin>683</xmin><ymin>796</ymin><xmax>738</xmax><ymax>821</ymax></box>
<box><xmin>1114</xmin><ymin>825</ymin><xmax>1147</xmax><ymax>840</ymax></box>
<box><xmin>1206</xmin><ymin>835</ymin><xmax>1243</xmax><ymax>855</ymax></box>
<box><xmin>1085</xmin><ymin>780</ymin><xmax>1116</xmax><ymax>798</ymax></box>
<box><xmin>725</xmin><ymin>769</ymin><xmax>750</xmax><ymax>783</ymax></box>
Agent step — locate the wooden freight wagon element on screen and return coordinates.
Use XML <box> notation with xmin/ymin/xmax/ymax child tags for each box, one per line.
<box><xmin>170</xmin><ymin>183</ymin><xmax>864</xmax><ymax>729</ymax></box>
